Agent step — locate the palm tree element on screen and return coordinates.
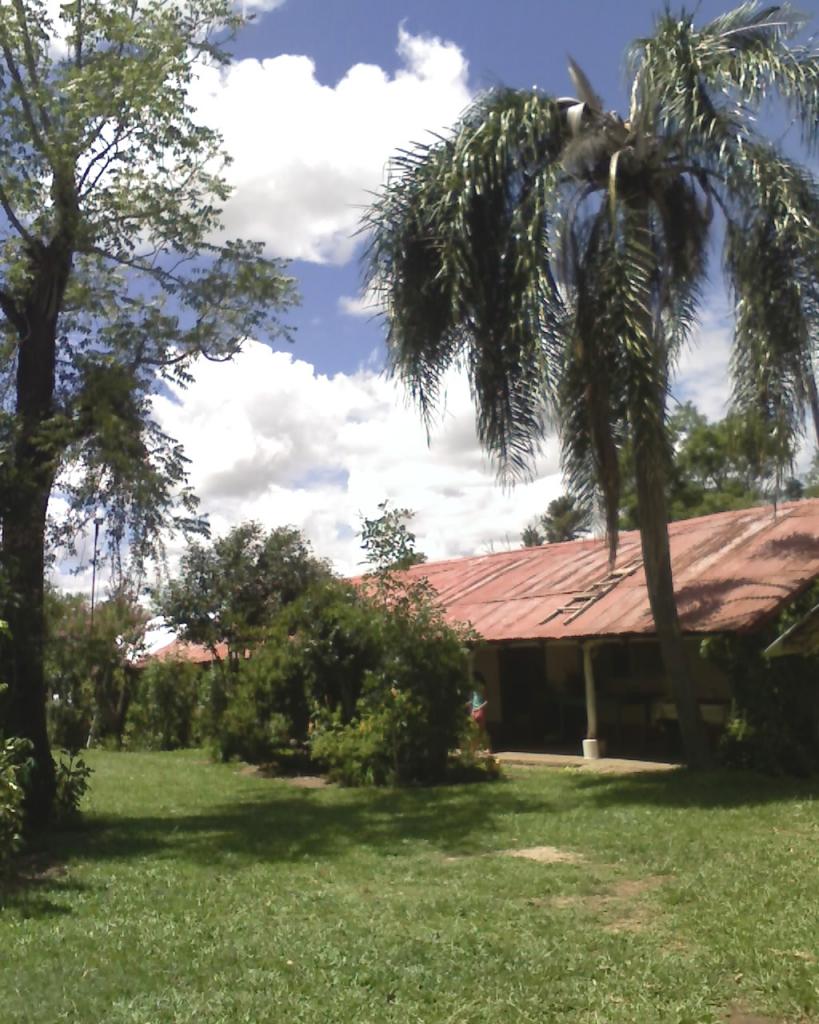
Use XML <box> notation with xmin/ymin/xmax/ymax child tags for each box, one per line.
<box><xmin>522</xmin><ymin>494</ymin><xmax>591</xmax><ymax>546</ymax></box>
<box><xmin>363</xmin><ymin>3</ymin><xmax>819</xmax><ymax>769</ymax></box>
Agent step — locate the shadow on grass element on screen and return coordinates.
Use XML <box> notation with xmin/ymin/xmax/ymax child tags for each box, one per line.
<box><xmin>568</xmin><ymin>766</ymin><xmax>819</xmax><ymax>810</ymax></box>
<box><xmin>0</xmin><ymin>862</ymin><xmax>90</xmax><ymax>918</ymax></box>
<box><xmin>33</xmin><ymin>779</ymin><xmax>546</xmax><ymax>877</ymax></box>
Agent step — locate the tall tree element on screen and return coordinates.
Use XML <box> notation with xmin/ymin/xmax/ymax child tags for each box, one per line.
<box><xmin>359</xmin><ymin>500</ymin><xmax>427</xmax><ymax>571</ymax></box>
<box><xmin>44</xmin><ymin>586</ymin><xmax>147</xmax><ymax>749</ymax></box>
<box><xmin>619</xmin><ymin>402</ymin><xmax>803</xmax><ymax>528</ymax></box>
<box><xmin>158</xmin><ymin>523</ymin><xmax>331</xmax><ymax>655</ymax></box>
<box><xmin>364</xmin><ymin>3</ymin><xmax>819</xmax><ymax>768</ymax></box>
<box><xmin>522</xmin><ymin>494</ymin><xmax>591</xmax><ymax>546</ymax></box>
<box><xmin>0</xmin><ymin>1</ymin><xmax>295</xmax><ymax>821</ymax></box>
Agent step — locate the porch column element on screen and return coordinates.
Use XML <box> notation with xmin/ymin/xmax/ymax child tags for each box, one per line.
<box><xmin>582</xmin><ymin>641</ymin><xmax>601</xmax><ymax>759</ymax></box>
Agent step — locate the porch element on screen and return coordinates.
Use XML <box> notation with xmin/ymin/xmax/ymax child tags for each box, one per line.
<box><xmin>473</xmin><ymin>635</ymin><xmax>731</xmax><ymax>762</ymax></box>
<box><xmin>493</xmin><ymin>750</ymin><xmax>680</xmax><ymax>773</ymax></box>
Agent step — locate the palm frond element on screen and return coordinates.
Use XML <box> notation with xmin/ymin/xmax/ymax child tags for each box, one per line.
<box><xmin>651</xmin><ymin>175</ymin><xmax>710</xmax><ymax>359</ymax></box>
<box><xmin>363</xmin><ymin>88</ymin><xmax>571</xmax><ymax>477</ymax></box>
<box><xmin>567</xmin><ymin>56</ymin><xmax>604</xmax><ymax>112</ymax></box>
<box><xmin>362</xmin><ymin>139</ymin><xmax>462</xmax><ymax>430</ymax></box>
<box><xmin>614</xmin><ymin>205</ymin><xmax>675</xmax><ymax>529</ymax></box>
<box><xmin>706</xmin><ymin>2</ymin><xmax>804</xmax><ymax>45</ymax></box>
<box><xmin>701</xmin><ymin>3</ymin><xmax>819</xmax><ymax>152</ymax></box>
<box><xmin>631</xmin><ymin>3</ymin><xmax>819</xmax><ymax>153</ymax></box>
<box><xmin>721</xmin><ymin>147</ymin><xmax>818</xmax><ymax>465</ymax></box>
<box><xmin>726</xmin><ymin>209</ymin><xmax>814</xmax><ymax>479</ymax></box>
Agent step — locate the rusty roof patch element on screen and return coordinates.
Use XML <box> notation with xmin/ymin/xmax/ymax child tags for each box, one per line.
<box><xmin>401</xmin><ymin>501</ymin><xmax>819</xmax><ymax>642</ymax></box>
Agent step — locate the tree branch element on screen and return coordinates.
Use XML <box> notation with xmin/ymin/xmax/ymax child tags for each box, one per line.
<box><xmin>0</xmin><ymin>35</ymin><xmax>47</xmax><ymax>154</ymax></box>
<box><xmin>0</xmin><ymin>283</ymin><xmax>25</xmax><ymax>334</ymax></box>
<box><xmin>11</xmin><ymin>0</ymin><xmax>51</xmax><ymax>134</ymax></box>
<box><xmin>0</xmin><ymin>180</ymin><xmax>37</xmax><ymax>248</ymax></box>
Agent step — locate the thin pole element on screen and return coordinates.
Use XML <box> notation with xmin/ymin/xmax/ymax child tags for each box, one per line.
<box><xmin>90</xmin><ymin>515</ymin><xmax>102</xmax><ymax>628</ymax></box>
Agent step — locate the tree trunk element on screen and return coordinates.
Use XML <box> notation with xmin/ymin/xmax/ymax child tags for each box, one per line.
<box><xmin>1</xmin><ymin>250</ymin><xmax>70</xmax><ymax>826</ymax></box>
<box><xmin>633</xmin><ymin>449</ymin><xmax>712</xmax><ymax>769</ymax></box>
<box><xmin>807</xmin><ymin>370</ymin><xmax>819</xmax><ymax>452</ymax></box>
<box><xmin>3</xmin><ymin>478</ymin><xmax>56</xmax><ymax>824</ymax></box>
<box><xmin>113</xmin><ymin>668</ymin><xmax>134</xmax><ymax>749</ymax></box>
<box><xmin>621</xmin><ymin>192</ymin><xmax>712</xmax><ymax>770</ymax></box>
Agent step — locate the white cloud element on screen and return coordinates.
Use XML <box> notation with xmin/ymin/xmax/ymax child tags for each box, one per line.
<box><xmin>190</xmin><ymin>27</ymin><xmax>472</xmax><ymax>263</ymax></box>
<box><xmin>242</xmin><ymin>0</ymin><xmax>287</xmax><ymax>11</ymax></box>
<box><xmin>151</xmin><ymin>342</ymin><xmax>562</xmax><ymax>575</ymax></box>
<box><xmin>672</xmin><ymin>314</ymin><xmax>733</xmax><ymax>421</ymax></box>
<box><xmin>338</xmin><ymin>291</ymin><xmax>383</xmax><ymax>318</ymax></box>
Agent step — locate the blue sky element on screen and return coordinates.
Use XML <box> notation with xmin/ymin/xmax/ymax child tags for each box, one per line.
<box><xmin>45</xmin><ymin>0</ymin><xmax>819</xmax><ymax>596</ymax></box>
<box><xmin>234</xmin><ymin>0</ymin><xmax>770</xmax><ymax>377</ymax></box>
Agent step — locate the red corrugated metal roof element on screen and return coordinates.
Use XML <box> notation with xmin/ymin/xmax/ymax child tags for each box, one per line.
<box><xmin>399</xmin><ymin>500</ymin><xmax>819</xmax><ymax>642</ymax></box>
<box><xmin>144</xmin><ymin>639</ymin><xmax>227</xmax><ymax>665</ymax></box>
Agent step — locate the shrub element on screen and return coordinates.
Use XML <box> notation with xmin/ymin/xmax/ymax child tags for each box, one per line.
<box><xmin>53</xmin><ymin>750</ymin><xmax>93</xmax><ymax>825</ymax></box>
<box><xmin>47</xmin><ymin>699</ymin><xmax>91</xmax><ymax>752</ymax></box>
<box><xmin>702</xmin><ymin>634</ymin><xmax>819</xmax><ymax>776</ymax></box>
<box><xmin>201</xmin><ymin>571</ymin><xmax>475</xmax><ymax>785</ymax></box>
<box><xmin>44</xmin><ymin>588</ymin><xmax>147</xmax><ymax>749</ymax></box>
<box><xmin>206</xmin><ymin>636</ymin><xmax>307</xmax><ymax>763</ymax></box>
<box><xmin>0</xmin><ymin>736</ymin><xmax>32</xmax><ymax>873</ymax></box>
<box><xmin>204</xmin><ymin>581</ymin><xmax>380</xmax><ymax>764</ymax></box>
<box><xmin>282</xmin><ymin>580</ymin><xmax>382</xmax><ymax>723</ymax></box>
<box><xmin>310</xmin><ymin>704</ymin><xmax>392</xmax><ymax>786</ymax></box>
<box><xmin>126</xmin><ymin>659</ymin><xmax>205</xmax><ymax>751</ymax></box>
<box><xmin>0</xmin><ymin>671</ymin><xmax>31</xmax><ymax>871</ymax></box>
<box><xmin>309</xmin><ymin>574</ymin><xmax>474</xmax><ymax>786</ymax></box>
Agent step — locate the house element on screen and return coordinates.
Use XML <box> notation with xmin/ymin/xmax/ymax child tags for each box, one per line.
<box><xmin>138</xmin><ymin>638</ymin><xmax>228</xmax><ymax>668</ymax></box>
<box><xmin>399</xmin><ymin>500</ymin><xmax>819</xmax><ymax>759</ymax></box>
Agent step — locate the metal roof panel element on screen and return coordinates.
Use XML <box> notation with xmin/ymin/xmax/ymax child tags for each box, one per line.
<box><xmin>401</xmin><ymin>501</ymin><xmax>819</xmax><ymax>641</ymax></box>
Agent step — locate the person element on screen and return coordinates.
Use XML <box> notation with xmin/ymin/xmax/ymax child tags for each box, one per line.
<box><xmin>469</xmin><ymin>673</ymin><xmax>488</xmax><ymax>728</ymax></box>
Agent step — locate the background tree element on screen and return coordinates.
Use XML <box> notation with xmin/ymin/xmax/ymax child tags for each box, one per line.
<box><xmin>619</xmin><ymin>403</ymin><xmax>804</xmax><ymax>528</ymax></box>
<box><xmin>359</xmin><ymin>500</ymin><xmax>427</xmax><ymax>571</ymax></box>
<box><xmin>158</xmin><ymin>522</ymin><xmax>331</xmax><ymax>655</ymax></box>
<box><xmin>364</xmin><ymin>3</ymin><xmax>819</xmax><ymax>768</ymax></box>
<box><xmin>0</xmin><ymin>1</ymin><xmax>294</xmax><ymax>820</ymax></box>
<box><xmin>44</xmin><ymin>587</ymin><xmax>147</xmax><ymax>750</ymax></box>
<box><xmin>522</xmin><ymin>494</ymin><xmax>591</xmax><ymax>546</ymax></box>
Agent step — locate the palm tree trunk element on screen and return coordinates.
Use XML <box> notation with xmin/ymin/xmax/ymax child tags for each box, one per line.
<box><xmin>633</xmin><ymin>448</ymin><xmax>712</xmax><ymax>768</ymax></box>
<box><xmin>621</xmin><ymin>191</ymin><xmax>711</xmax><ymax>770</ymax></box>
<box><xmin>807</xmin><ymin>370</ymin><xmax>819</xmax><ymax>451</ymax></box>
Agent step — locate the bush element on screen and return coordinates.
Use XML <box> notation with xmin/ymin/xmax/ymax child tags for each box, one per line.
<box><xmin>282</xmin><ymin>581</ymin><xmax>382</xmax><ymax>724</ymax></box>
<box><xmin>53</xmin><ymin>750</ymin><xmax>93</xmax><ymax>825</ymax></box>
<box><xmin>203</xmin><ymin>581</ymin><xmax>381</xmax><ymax>764</ymax></box>
<box><xmin>0</xmin><ymin>736</ymin><xmax>32</xmax><ymax>873</ymax></box>
<box><xmin>309</xmin><ymin>704</ymin><xmax>392</xmax><ymax>786</ymax></box>
<box><xmin>199</xmin><ymin>567</ymin><xmax>475</xmax><ymax>785</ymax></box>
<box><xmin>205</xmin><ymin>635</ymin><xmax>308</xmax><ymax>763</ymax></box>
<box><xmin>44</xmin><ymin>589</ymin><xmax>147</xmax><ymax>749</ymax></box>
<box><xmin>47</xmin><ymin>699</ymin><xmax>91</xmax><ymax>752</ymax></box>
<box><xmin>125</xmin><ymin>659</ymin><xmax>206</xmax><ymax>751</ymax></box>
<box><xmin>308</xmin><ymin>574</ymin><xmax>474</xmax><ymax>786</ymax></box>
<box><xmin>0</xmin><ymin>673</ymin><xmax>31</xmax><ymax>871</ymax></box>
<box><xmin>702</xmin><ymin>634</ymin><xmax>819</xmax><ymax>776</ymax></box>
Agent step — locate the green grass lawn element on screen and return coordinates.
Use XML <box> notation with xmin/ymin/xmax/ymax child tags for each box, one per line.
<box><xmin>2</xmin><ymin>752</ymin><xmax>818</xmax><ymax>1024</ymax></box>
